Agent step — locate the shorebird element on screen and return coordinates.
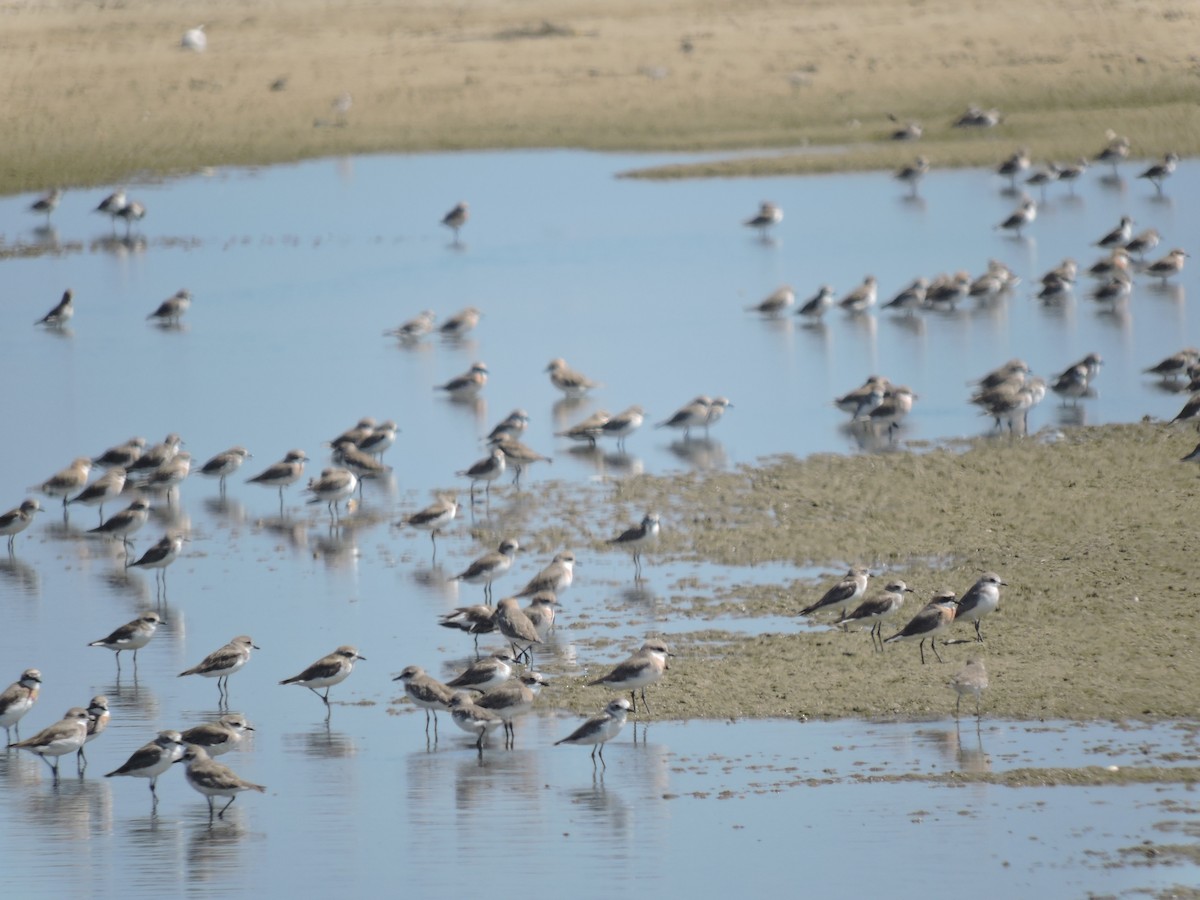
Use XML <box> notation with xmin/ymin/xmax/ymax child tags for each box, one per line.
<box><xmin>599</xmin><ymin>405</ymin><xmax>646</xmax><ymax>452</ymax></box>
<box><xmin>1093</xmin><ymin>130</ymin><xmax>1130</xmax><ymax>174</ymax></box>
<box><xmin>34</xmin><ymin>289</ymin><xmax>73</xmax><ymax>328</ymax></box>
<box><xmin>29</xmin><ymin>188</ymin><xmax>61</xmax><ymax>224</ymax></box>
<box><xmin>180</xmin><ymin>714</ymin><xmax>254</xmax><ymax>757</ymax></box>
<box><xmin>1056</xmin><ymin>157</ymin><xmax>1089</xmax><ymax>193</ymax></box>
<box><xmin>385</xmin><ymin>310</ymin><xmax>436</xmax><ymax>343</ymax></box>
<box><xmin>77</xmin><ymin>696</ymin><xmax>110</xmax><ymax>771</ymax></box>
<box><xmin>177</xmin><ymin>745</ymin><xmax>266</xmax><ymax>820</ymax></box>
<box><xmin>836</xmin><ymin>376</ymin><xmax>889</xmax><ymax>418</ymax></box>
<box><xmin>438</xmin><ymin>306</ymin><xmax>482</xmax><ymax>339</ymax></box>
<box><xmin>996</xmin><ymin>148</ymin><xmax>1030</xmax><ymax>188</ymax></box>
<box><xmin>867</xmin><ymin>385</ymin><xmax>917</xmax><ymax>436</ymax></box>
<box><xmin>279</xmin><ymin>646</ymin><xmax>366</xmax><ymax>710</ymax></box>
<box><xmin>1025</xmin><ymin>163</ymin><xmax>1060</xmax><ymax>200</ymax></box>
<box><xmin>838</xmin><ymin>580</ymin><xmax>913</xmax><ymax>650</ymax></box>
<box><xmin>838</xmin><ymin>275</ymin><xmax>878</xmax><ymax>314</ymax></box>
<box><xmin>487</xmin><ymin>409</ymin><xmax>529</xmax><ymax>443</ymax></box>
<box><xmin>607</xmin><ymin>512</ymin><xmax>660</xmax><ymax>580</ymax></box>
<box><xmin>396</xmin><ymin>494</ymin><xmax>458</xmax><ymax>559</ymax></box>
<box><xmin>1051</xmin><ymin>364</ymin><xmax>1091</xmax><ymax>405</ymax></box>
<box><xmin>524</xmin><ymin>591</ymin><xmax>559</xmax><ymax>639</ymax></box>
<box><xmin>357</xmin><ymin>420</ymin><xmax>398</xmax><ymax>459</ymax></box>
<box><xmin>587</xmin><ymin>639</ymin><xmax>672</xmax><ymax>713</ymax></box>
<box><xmin>884</xmin><ymin>591</ymin><xmax>958</xmax><ymax>663</ymax></box>
<box><xmin>1144</xmin><ymin>248</ymin><xmax>1188</xmax><ymax>285</ymax></box>
<box><xmin>441</xmin><ymin>201</ymin><xmax>469</xmax><ymax>243</ymax></box>
<box><xmin>303</xmin><ymin>467</ymin><xmax>358</xmax><ymax>522</ymax></box>
<box><xmin>800</xmin><ymin>566</ymin><xmax>870</xmax><ymax>620</ymax></box>
<box><xmin>555</xmin><ymin>698</ymin><xmax>632</xmax><ymax>767</ymax></box>
<box><xmin>1124</xmin><ymin>228</ymin><xmax>1161</xmax><ymax>259</ymax></box>
<box><xmin>895</xmin><ymin>155</ymin><xmax>929</xmax><ymax>197</ymax></box>
<box><xmin>88</xmin><ymin>498</ymin><xmax>151</xmax><ymax>551</ymax></box>
<box><xmin>93</xmin><ymin>437</ymin><xmax>145</xmax><ymax>469</ymax></box>
<box><xmin>30</xmin><ymin>457</ymin><xmax>92</xmax><ymax>512</ymax></box>
<box><xmin>435</xmin><ymin>361</ymin><xmax>488</xmax><ymax>399</ymax></box>
<box><xmin>94</xmin><ymin>189</ymin><xmax>126</xmax><ymax>231</ymax></box>
<box><xmin>952</xmin><ymin>104</ymin><xmax>1001</xmax><ymax>127</ymax></box>
<box><xmin>950</xmin><ymin>658</ymin><xmax>989</xmax><ymax>718</ymax></box>
<box><xmin>394</xmin><ymin>665</ymin><xmax>455</xmax><ymax>737</ymax></box>
<box><xmin>450</xmin><ymin>539</ymin><xmax>519</xmax><ymax>603</ymax></box>
<box><xmin>198</xmin><ymin>446</ymin><xmax>252</xmax><ymax>494</ymax></box>
<box><xmin>115</xmin><ymin>199</ymin><xmax>146</xmax><ymax>237</ymax></box>
<box><xmin>67</xmin><ymin>467</ymin><xmax>127</xmax><ymax>524</ymax></box>
<box><xmin>1138</xmin><ymin>152</ymin><xmax>1178</xmax><ymax>194</ymax></box>
<box><xmin>106</xmin><ymin>730</ymin><xmax>186</xmax><ymax>807</ymax></box>
<box><xmin>438</xmin><ymin>604</ymin><xmax>497</xmax><ymax>652</ymax></box>
<box><xmin>954</xmin><ymin>572</ymin><xmax>1007</xmax><ymax>642</ymax></box>
<box><xmin>246</xmin><ymin>449</ymin><xmax>309</xmax><ymax>512</ymax></box>
<box><xmin>656</xmin><ymin>396</ymin><xmax>711</xmax><ymax>440</ymax></box>
<box><xmin>8</xmin><ymin>708</ymin><xmax>90</xmax><ymax>784</ymax></box>
<box><xmin>448</xmin><ymin>692</ymin><xmax>503</xmax><ymax>751</ymax></box>
<box><xmin>456</xmin><ymin>448</ymin><xmax>506</xmax><ymax>505</ymax></box>
<box><xmin>887</xmin><ymin>115</ymin><xmax>922</xmax><ymax>141</ymax></box>
<box><xmin>445</xmin><ymin>651</ymin><xmax>517</xmax><ymax>694</ymax></box>
<box><xmin>0</xmin><ymin>499</ymin><xmax>43</xmax><ymax>551</ymax></box>
<box><xmin>0</xmin><ymin>669</ymin><xmax>41</xmax><ymax>743</ymax></box>
<box><xmin>1169</xmin><ymin>392</ymin><xmax>1200</xmax><ymax>426</ymax></box>
<box><xmin>179</xmin><ymin>636</ymin><xmax>259</xmax><ymax>703</ymax></box>
<box><xmin>515</xmin><ymin>549</ymin><xmax>576</xmax><ymax>597</ymax></box>
<box><xmin>331</xmin><ymin>90</ymin><xmax>353</xmax><ymax>126</ymax></box>
<box><xmin>882</xmin><ymin>277</ymin><xmax>928</xmax><ymax>315</ymax></box>
<box><xmin>796</xmin><ymin>284</ymin><xmax>835</xmax><ymax>321</ymax></box>
<box><xmin>495</xmin><ymin>597</ymin><xmax>542</xmax><ymax>663</ymax></box>
<box><xmin>1145</xmin><ymin>349</ymin><xmax>1200</xmax><ymax>382</ymax></box>
<box><xmin>744</xmin><ymin>201</ymin><xmax>783</xmax><ymax>239</ymax></box>
<box><xmin>996</xmin><ymin>199</ymin><xmax>1036</xmax><ymax>237</ymax></box>
<box><xmin>556</xmin><ymin>409</ymin><xmax>611</xmax><ymax>447</ymax></box>
<box><xmin>488</xmin><ymin>434</ymin><xmax>552</xmax><ymax>487</ymax></box>
<box><xmin>88</xmin><ymin>612</ymin><xmax>163</xmax><ymax>673</ymax></box>
<box><xmin>546</xmin><ymin>357</ymin><xmax>602</xmax><ymax>397</ymax></box>
<box><xmin>125</xmin><ymin>433</ymin><xmax>184</xmax><ymax>480</ymax></box>
<box><xmin>1095</xmin><ymin>216</ymin><xmax>1134</xmax><ymax>249</ymax></box>
<box><xmin>745</xmin><ymin>285</ymin><xmax>795</xmax><ymax>316</ymax></box>
<box><xmin>147</xmin><ymin>289</ymin><xmax>191</xmax><ymax>327</ymax></box>
<box><xmin>181</xmin><ymin>24</ymin><xmax>207</xmax><ymax>51</ymax></box>
<box><xmin>143</xmin><ymin>452</ymin><xmax>192</xmax><ymax>502</ymax></box>
<box><xmin>474</xmin><ymin>672</ymin><xmax>548</xmax><ymax>748</ymax></box>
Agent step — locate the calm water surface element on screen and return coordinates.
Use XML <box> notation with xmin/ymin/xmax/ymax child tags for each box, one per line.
<box><xmin>0</xmin><ymin>150</ymin><xmax>1197</xmax><ymax>897</ymax></box>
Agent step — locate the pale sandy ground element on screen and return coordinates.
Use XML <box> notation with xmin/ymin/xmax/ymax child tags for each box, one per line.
<box><xmin>1</xmin><ymin>0</ymin><xmax>1198</xmax><ymax>194</ymax></box>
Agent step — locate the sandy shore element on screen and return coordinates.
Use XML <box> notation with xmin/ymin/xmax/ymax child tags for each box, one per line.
<box><xmin>2</xmin><ymin>0</ymin><xmax>1198</xmax><ymax>195</ymax></box>
<box><xmin>513</xmin><ymin>423</ymin><xmax>1200</xmax><ymax>722</ymax></box>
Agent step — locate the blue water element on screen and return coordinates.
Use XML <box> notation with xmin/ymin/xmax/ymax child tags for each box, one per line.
<box><xmin>0</xmin><ymin>150</ymin><xmax>1197</xmax><ymax>898</ymax></box>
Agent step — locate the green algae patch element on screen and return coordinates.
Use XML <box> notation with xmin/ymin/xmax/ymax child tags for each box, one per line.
<box><xmin>540</xmin><ymin>424</ymin><xmax>1200</xmax><ymax>722</ymax></box>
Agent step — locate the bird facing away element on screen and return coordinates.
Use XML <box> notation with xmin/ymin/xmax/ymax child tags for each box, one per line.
<box><xmin>441</xmin><ymin>201</ymin><xmax>469</xmax><ymax>242</ymax></box>
<box><xmin>950</xmin><ymin>658</ymin><xmax>989</xmax><ymax>718</ymax></box>
<box><xmin>177</xmin><ymin>744</ymin><xmax>266</xmax><ymax>820</ymax></box>
<box><xmin>394</xmin><ymin>665</ymin><xmax>455</xmax><ymax>737</ymax></box>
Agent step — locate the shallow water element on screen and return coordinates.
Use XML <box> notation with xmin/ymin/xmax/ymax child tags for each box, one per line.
<box><xmin>0</xmin><ymin>150</ymin><xmax>1197</xmax><ymax>897</ymax></box>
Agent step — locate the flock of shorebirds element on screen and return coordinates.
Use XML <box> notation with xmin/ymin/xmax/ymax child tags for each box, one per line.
<box><xmin>4</xmin><ymin>131</ymin><xmax>1194</xmax><ymax>817</ymax></box>
<box><xmin>741</xmin><ymin>127</ymin><xmax>1192</xmax><ymax>442</ymax></box>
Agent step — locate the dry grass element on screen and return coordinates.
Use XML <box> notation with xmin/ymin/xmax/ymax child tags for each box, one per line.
<box><xmin>1</xmin><ymin>0</ymin><xmax>1199</xmax><ymax>194</ymax></box>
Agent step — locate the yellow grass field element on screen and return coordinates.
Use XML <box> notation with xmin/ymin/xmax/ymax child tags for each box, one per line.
<box><xmin>1</xmin><ymin>0</ymin><xmax>1198</xmax><ymax>194</ymax></box>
